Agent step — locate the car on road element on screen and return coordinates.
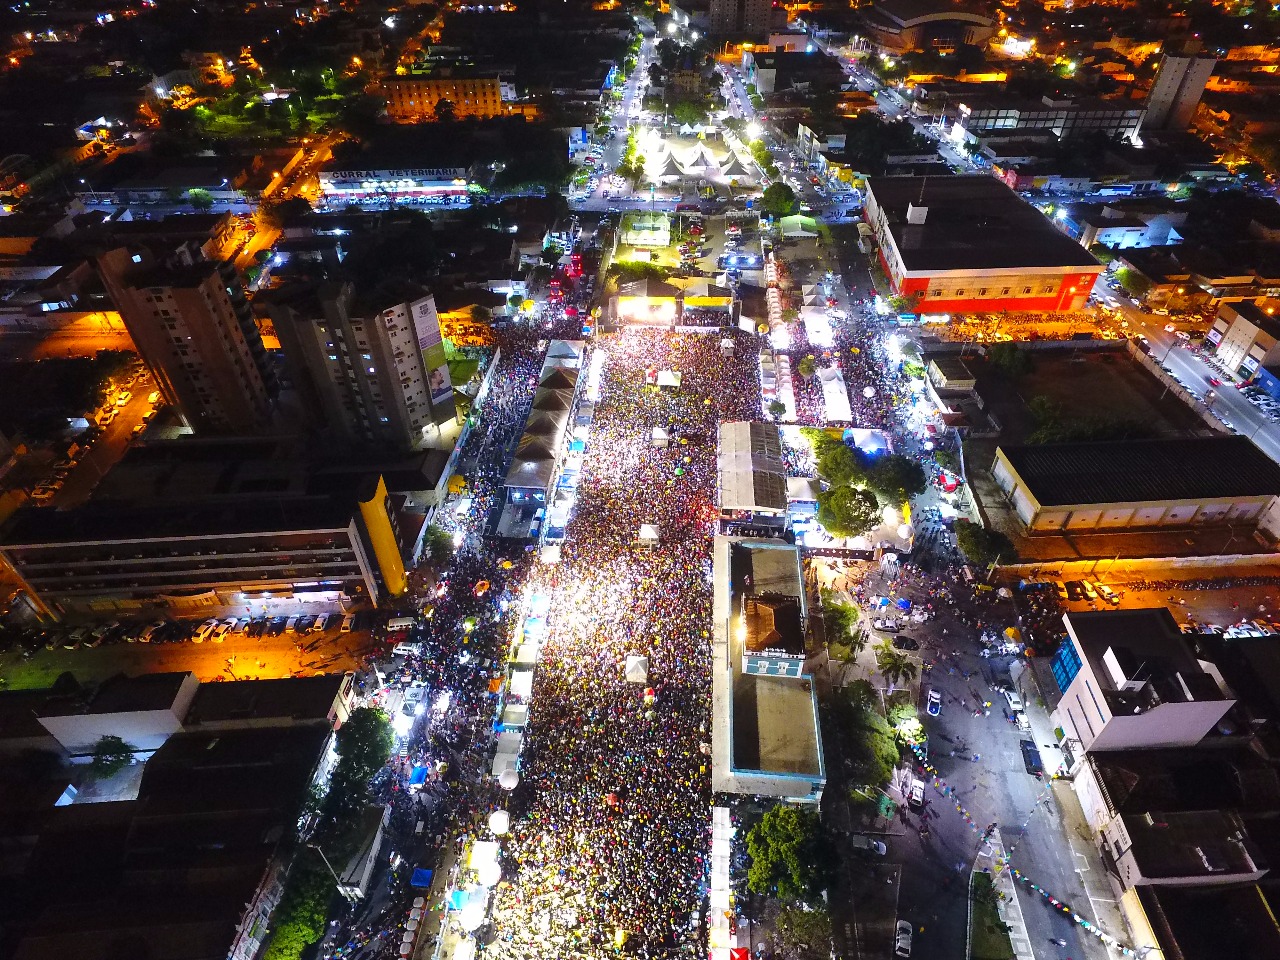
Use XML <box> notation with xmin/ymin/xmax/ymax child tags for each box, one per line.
<box><xmin>926</xmin><ymin>688</ymin><xmax>941</xmax><ymax>716</ymax></box>
<box><xmin>891</xmin><ymin>636</ymin><xmax>919</xmax><ymax>651</ymax></box>
<box><xmin>850</xmin><ymin>835</ymin><xmax>887</xmax><ymax>856</ymax></box>
<box><xmin>284</xmin><ymin>615</ymin><xmax>300</xmax><ymax>633</ymax></box>
<box><xmin>211</xmin><ymin>619</ymin><xmax>236</xmax><ymax>643</ymax></box>
<box><xmin>872</xmin><ymin>618</ymin><xmax>900</xmax><ymax>632</ymax></box>
<box><xmin>192</xmin><ymin>618</ymin><xmax>219</xmax><ymax>643</ymax></box>
<box><xmin>1081</xmin><ymin>581</ymin><xmax>1098</xmax><ymax>601</ymax></box>
<box><xmin>340</xmin><ymin>613</ymin><xmax>357</xmax><ymax>633</ymax></box>
<box><xmin>894</xmin><ymin>920</ymin><xmax>913</xmax><ymax>957</ymax></box>
<box><xmin>267</xmin><ymin>616</ymin><xmax>287</xmax><ymax>637</ymax></box>
<box><xmin>1208</xmin><ymin>377</ymin><xmax>1223</xmax><ymax>387</ymax></box>
<box><xmin>1064</xmin><ymin>581</ymin><xmax>1087</xmax><ymax>601</ymax></box>
<box><xmin>1004</xmin><ymin>689</ymin><xmax>1024</xmax><ymax>712</ymax></box>
<box><xmin>908</xmin><ymin>779</ymin><xmax>925</xmax><ymax>808</ymax></box>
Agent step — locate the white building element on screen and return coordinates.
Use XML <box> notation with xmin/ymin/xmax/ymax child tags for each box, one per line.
<box><xmin>1049</xmin><ymin>609</ymin><xmax>1234</xmax><ymax>764</ymax></box>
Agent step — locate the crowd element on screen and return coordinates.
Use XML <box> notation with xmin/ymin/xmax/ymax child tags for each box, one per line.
<box><xmin>488</xmin><ymin>331</ymin><xmax>761</xmax><ymax>959</ymax></box>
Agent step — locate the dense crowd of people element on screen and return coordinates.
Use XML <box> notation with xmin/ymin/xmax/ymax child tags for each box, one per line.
<box><xmin>488</xmin><ymin>331</ymin><xmax>761</xmax><ymax>959</ymax></box>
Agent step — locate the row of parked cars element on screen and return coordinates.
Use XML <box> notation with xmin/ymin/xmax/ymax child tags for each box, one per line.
<box><xmin>0</xmin><ymin>611</ymin><xmax>367</xmax><ymax>656</ymax></box>
<box><xmin>1055</xmin><ymin>579</ymin><xmax>1120</xmax><ymax>604</ymax></box>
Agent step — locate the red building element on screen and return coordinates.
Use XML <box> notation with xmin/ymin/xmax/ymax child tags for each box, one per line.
<box><xmin>864</xmin><ymin>176</ymin><xmax>1102</xmax><ymax>314</ymax></box>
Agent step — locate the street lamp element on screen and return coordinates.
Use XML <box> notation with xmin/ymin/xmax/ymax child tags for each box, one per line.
<box><xmin>79</xmin><ymin>179</ymin><xmax>99</xmax><ymax>203</ymax></box>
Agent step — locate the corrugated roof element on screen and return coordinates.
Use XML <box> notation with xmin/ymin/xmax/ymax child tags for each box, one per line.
<box><xmin>1001</xmin><ymin>437</ymin><xmax>1280</xmax><ymax>506</ymax></box>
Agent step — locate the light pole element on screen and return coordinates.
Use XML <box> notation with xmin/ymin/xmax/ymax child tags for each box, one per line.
<box><xmin>79</xmin><ymin>178</ymin><xmax>99</xmax><ymax>204</ymax></box>
<box><xmin>307</xmin><ymin>842</ymin><xmax>360</xmax><ymax>903</ymax></box>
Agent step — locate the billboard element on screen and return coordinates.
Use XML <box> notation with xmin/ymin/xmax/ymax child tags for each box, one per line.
<box><xmin>411</xmin><ymin>296</ymin><xmax>457</xmax><ymax>422</ymax></box>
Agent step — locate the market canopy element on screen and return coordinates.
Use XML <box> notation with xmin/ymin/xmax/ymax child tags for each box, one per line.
<box><xmin>778</xmin><ymin>214</ymin><xmax>820</xmax><ymax>237</ymax></box>
<box><xmin>682</xmin><ymin>279</ymin><xmax>733</xmax><ymax>307</ymax></box>
<box><xmin>540</xmin><ymin>366</ymin><xmax>580</xmax><ymax>391</ymax></box>
<box><xmin>716</xmin><ymin>420</ymin><xmax>788</xmax><ymax>514</ymax></box>
<box><xmin>638</xmin><ymin>524</ymin><xmax>660</xmax><ymax>545</ymax></box>
<box><xmin>719</xmin><ymin>152</ymin><xmax>753</xmax><ymax>179</ymax></box>
<box><xmin>625</xmin><ymin>654</ymin><xmax>650</xmax><ymax>683</ymax></box>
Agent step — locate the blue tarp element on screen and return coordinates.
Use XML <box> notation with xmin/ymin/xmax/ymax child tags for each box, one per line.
<box><xmin>447</xmin><ymin>887</ymin><xmax>467</xmax><ymax>909</ymax></box>
<box><xmin>896</xmin><ymin>598</ymin><xmax>912</xmax><ymax>611</ymax></box>
<box><xmin>408</xmin><ymin>766</ymin><xmax>429</xmax><ymax>786</ymax></box>
<box><xmin>411</xmin><ymin>868</ymin><xmax>434</xmax><ymax>889</ymax></box>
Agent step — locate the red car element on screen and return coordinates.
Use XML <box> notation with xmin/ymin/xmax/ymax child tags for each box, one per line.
<box><xmin>1208</xmin><ymin>377</ymin><xmax>1222</xmax><ymax>387</ymax></box>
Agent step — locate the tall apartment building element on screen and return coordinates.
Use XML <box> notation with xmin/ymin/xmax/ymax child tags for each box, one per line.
<box><xmin>1144</xmin><ymin>54</ymin><xmax>1216</xmax><ymax>131</ymax></box>
<box><xmin>266</xmin><ymin>280</ymin><xmax>455</xmax><ymax>452</ymax></box>
<box><xmin>382</xmin><ymin>74</ymin><xmax>515</xmax><ymax>120</ymax></box>
<box><xmin>96</xmin><ymin>244</ymin><xmax>277</xmax><ymax>433</ymax></box>
<box><xmin>709</xmin><ymin>0</ymin><xmax>773</xmax><ymax>41</ymax></box>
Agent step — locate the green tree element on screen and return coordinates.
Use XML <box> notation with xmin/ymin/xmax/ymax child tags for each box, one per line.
<box><xmin>761</xmin><ymin>182</ymin><xmax>798</xmax><ymax>217</ymax></box>
<box><xmin>541</xmin><ymin>244</ymin><xmax>564</xmax><ymax>266</ymax></box>
<box><xmin>745</xmin><ymin>805</ymin><xmax>831</xmax><ymax>901</ymax></box>
<box><xmin>776</xmin><ymin>904</ymin><xmax>832</xmax><ymax>960</ymax></box>
<box><xmin>321</xmin><ymin>707</ymin><xmax>393</xmax><ymax>828</ymax></box>
<box><xmin>817</xmin><ymin>485</ymin><xmax>881</xmax><ymax>538</ymax></box>
<box><xmin>187</xmin><ymin>188</ymin><xmax>214</xmax><ymax>212</ymax></box>
<box><xmin>1088</xmin><ymin>242</ymin><xmax>1115</xmax><ymax>265</ymax></box>
<box><xmin>988</xmin><ymin>342</ymin><xmax>1033</xmax><ymax>378</ymax></box>
<box><xmin>875</xmin><ymin>642</ymin><xmax>919</xmax><ymax>692</ymax></box>
<box><xmin>262</xmin><ymin>862</ymin><xmax>333</xmax><ymax>960</ymax></box>
<box><xmin>796</xmin><ymin>354</ymin><xmax>818</xmax><ymax>380</ymax></box>
<box><xmin>424</xmin><ymin>524</ymin><xmax>454</xmax><ymax>565</ymax></box>
<box><xmin>816</xmin><ymin>443</ymin><xmax>865</xmax><ymax>488</ymax></box>
<box><xmin>434</xmin><ymin>98</ymin><xmax>457</xmax><ymax>123</ymax></box>
<box><xmin>841</xmin><ymin>111</ymin><xmax>932</xmax><ymax>175</ymax></box>
<box><xmin>1114</xmin><ymin>265</ymin><xmax>1152</xmax><ymax>300</ymax></box>
<box><xmin>954</xmin><ymin>518</ymin><xmax>1014</xmax><ymax>568</ymax></box>
<box><xmin>767</xmin><ymin>399</ymin><xmax>786</xmax><ymax>420</ymax></box>
<box><xmin>865</xmin><ymin>454</ymin><xmax>927</xmax><ymax>506</ymax></box>
<box><xmin>91</xmin><ymin>734</ymin><xmax>133</xmax><ymax>778</ymax></box>
<box><xmin>625</xmin><ymin>156</ymin><xmax>648</xmax><ymax>189</ymax></box>
<box><xmin>469</xmin><ymin>304</ymin><xmax>492</xmax><ymax>323</ymax></box>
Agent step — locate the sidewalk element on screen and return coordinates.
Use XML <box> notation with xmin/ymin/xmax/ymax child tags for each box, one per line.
<box><xmin>1015</xmin><ymin>665</ymin><xmax>1132</xmax><ymax>958</ymax></box>
<box><xmin>977</xmin><ymin>829</ymin><xmax>1032</xmax><ymax>960</ymax></box>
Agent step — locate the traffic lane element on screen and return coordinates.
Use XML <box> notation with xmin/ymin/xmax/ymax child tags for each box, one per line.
<box><xmin>1157</xmin><ymin>342</ymin><xmax>1280</xmax><ymax>461</ymax></box>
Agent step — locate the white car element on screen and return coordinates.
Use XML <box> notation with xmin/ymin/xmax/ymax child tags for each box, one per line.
<box><xmin>192</xmin><ymin>618</ymin><xmax>219</xmax><ymax>643</ymax></box>
<box><xmin>895</xmin><ymin>920</ymin><xmax>913</xmax><ymax>957</ymax></box>
<box><xmin>1004</xmin><ymin>689</ymin><xmax>1024</xmax><ymax>712</ymax></box>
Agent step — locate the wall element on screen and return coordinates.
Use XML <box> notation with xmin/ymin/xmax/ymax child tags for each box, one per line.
<box><xmin>1088</xmin><ymin>698</ymin><xmax>1234</xmax><ymax>751</ymax></box>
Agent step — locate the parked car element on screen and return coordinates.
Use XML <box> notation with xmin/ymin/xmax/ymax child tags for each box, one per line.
<box><xmin>891</xmin><ymin>636</ymin><xmax>919</xmax><ymax>651</ymax></box>
<box><xmin>266</xmin><ymin>616</ymin><xmax>288</xmax><ymax>637</ymax></box>
<box><xmin>850</xmin><ymin>835</ymin><xmax>887</xmax><ymax>856</ymax></box>
<box><xmin>1094</xmin><ymin>583</ymin><xmax>1120</xmax><ymax>605</ymax></box>
<box><xmin>908</xmin><ymin>780</ymin><xmax>925</xmax><ymax>808</ymax></box>
<box><xmin>926</xmin><ymin>688</ymin><xmax>942</xmax><ymax>717</ymax></box>
<box><xmin>340</xmin><ymin>613</ymin><xmax>357</xmax><ymax>633</ymax></box>
<box><xmin>895</xmin><ymin>920</ymin><xmax>913</xmax><ymax>958</ymax></box>
<box><xmin>1004</xmin><ymin>689</ymin><xmax>1024</xmax><ymax>712</ymax></box>
<box><xmin>192</xmin><ymin>618</ymin><xmax>219</xmax><ymax>643</ymax></box>
<box><xmin>872</xmin><ymin>618</ymin><xmax>900</xmax><ymax>633</ymax></box>
<box><xmin>284</xmin><ymin>615</ymin><xmax>300</xmax><ymax>633</ymax></box>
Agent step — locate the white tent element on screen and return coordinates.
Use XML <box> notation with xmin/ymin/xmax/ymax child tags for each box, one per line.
<box><xmin>638</xmin><ymin>523</ymin><xmax>660</xmax><ymax>545</ymax></box>
<box><xmin>509</xmin><ymin>668</ymin><xmax>534</xmax><ymax>699</ymax></box>
<box><xmin>651</xmin><ymin>426</ymin><xmax>670</xmax><ymax>448</ymax></box>
<box><xmin>656</xmin><ymin>370</ymin><xmax>682</xmax><ymax>389</ymax></box>
<box><xmin>625</xmin><ymin>654</ymin><xmax>650</xmax><ymax>683</ymax></box>
<box><xmin>818</xmin><ymin>364</ymin><xmax>853</xmax><ymax>423</ymax></box>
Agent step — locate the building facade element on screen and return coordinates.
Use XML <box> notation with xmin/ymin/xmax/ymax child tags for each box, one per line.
<box><xmin>951</xmin><ymin>95</ymin><xmax>1145</xmax><ymax>144</ymax></box>
<box><xmin>1207</xmin><ymin>299</ymin><xmax>1280</xmax><ymax>379</ymax></box>
<box><xmin>709</xmin><ymin>0</ymin><xmax>773</xmax><ymax>41</ymax></box>
<box><xmin>268</xmin><ymin>282</ymin><xmax>455</xmax><ymax>452</ymax></box>
<box><xmin>1144</xmin><ymin>54</ymin><xmax>1216</xmax><ymax>131</ymax></box>
<box><xmin>382</xmin><ymin>75</ymin><xmax>525</xmax><ymax>121</ymax></box>
<box><xmin>96</xmin><ymin>245</ymin><xmax>277</xmax><ymax>433</ymax></box>
<box><xmin>0</xmin><ymin>472</ymin><xmax>407</xmax><ymax>615</ymax></box>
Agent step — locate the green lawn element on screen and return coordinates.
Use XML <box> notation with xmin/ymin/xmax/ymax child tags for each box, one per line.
<box><xmin>970</xmin><ymin>873</ymin><xmax>1015</xmax><ymax>960</ymax></box>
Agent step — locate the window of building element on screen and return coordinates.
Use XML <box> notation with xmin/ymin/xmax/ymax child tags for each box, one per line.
<box><xmin>955</xmin><ymin>289</ymin><xmax>965</xmax><ymax>296</ymax></box>
<box><xmin>1023</xmin><ymin>286</ymin><xmax>1032</xmax><ymax>294</ymax></box>
<box><xmin>1001</xmin><ymin>287</ymin><xmax>1010</xmax><ymax>295</ymax></box>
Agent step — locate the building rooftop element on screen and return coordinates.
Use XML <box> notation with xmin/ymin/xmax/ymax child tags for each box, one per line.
<box><xmin>184</xmin><ymin>674</ymin><xmax>348</xmax><ymax>728</ymax></box>
<box><xmin>1089</xmin><ymin>744</ymin><xmax>1280</xmax><ymax>817</ymax></box>
<box><xmin>866</xmin><ymin>176</ymin><xmax>1101</xmax><ymax>273</ymax></box>
<box><xmin>1066</xmin><ymin>608</ymin><xmax>1226</xmax><ymax>715</ymax></box>
<box><xmin>1135</xmin><ymin>885</ymin><xmax>1280</xmax><ymax>960</ymax></box>
<box><xmin>743</xmin><ymin>595</ymin><xmax>805</xmax><ymax>658</ymax></box>
<box><xmin>732</xmin><ymin>674</ymin><xmax>823</xmax><ymax>775</ymax></box>
<box><xmin>998</xmin><ymin>436</ymin><xmax>1280</xmax><ymax>507</ymax></box>
<box><xmin>1223</xmin><ymin>299</ymin><xmax>1280</xmax><ymax>341</ymax></box>
<box><xmin>1120</xmin><ymin>809</ymin><xmax>1262</xmax><ymax>880</ymax></box>
<box><xmin>36</xmin><ymin>672</ymin><xmax>193</xmax><ymax>719</ymax></box>
<box><xmin>718</xmin><ymin>421</ymin><xmax>788</xmax><ymax>514</ymax></box>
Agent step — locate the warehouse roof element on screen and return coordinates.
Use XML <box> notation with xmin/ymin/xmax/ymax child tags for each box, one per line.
<box><xmin>999</xmin><ymin>437</ymin><xmax>1280</xmax><ymax>507</ymax></box>
<box><xmin>866</xmin><ymin>176</ymin><xmax>1101</xmax><ymax>273</ymax></box>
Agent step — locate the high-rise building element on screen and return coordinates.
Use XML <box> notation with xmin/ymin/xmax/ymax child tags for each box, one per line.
<box><xmin>709</xmin><ymin>0</ymin><xmax>773</xmax><ymax>41</ymax></box>
<box><xmin>265</xmin><ymin>280</ymin><xmax>455</xmax><ymax>451</ymax></box>
<box><xmin>1143</xmin><ymin>54</ymin><xmax>1216</xmax><ymax>131</ymax></box>
<box><xmin>96</xmin><ymin>244</ymin><xmax>277</xmax><ymax>433</ymax></box>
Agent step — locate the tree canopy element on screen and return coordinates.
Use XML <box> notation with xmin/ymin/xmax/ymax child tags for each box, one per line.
<box><xmin>91</xmin><ymin>734</ymin><xmax>133</xmax><ymax>778</ymax></box>
<box><xmin>954</xmin><ymin>518</ymin><xmax>1015</xmax><ymax>568</ymax></box>
<box><xmin>745</xmin><ymin>805</ymin><xmax>831</xmax><ymax>901</ymax></box>
<box><xmin>760</xmin><ymin>182</ymin><xmax>797</xmax><ymax>217</ymax></box>
<box><xmin>865</xmin><ymin>454</ymin><xmax>927</xmax><ymax>506</ymax></box>
<box><xmin>841</xmin><ymin>112</ymin><xmax>931</xmax><ymax>175</ymax></box>
<box><xmin>816</xmin><ymin>485</ymin><xmax>881</xmax><ymax>538</ymax></box>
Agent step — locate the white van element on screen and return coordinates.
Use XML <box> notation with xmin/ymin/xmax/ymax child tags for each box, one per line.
<box><xmin>393</xmin><ymin>641</ymin><xmax>424</xmax><ymax>657</ymax></box>
<box><xmin>386</xmin><ymin>617</ymin><xmax>416</xmax><ymax>632</ymax></box>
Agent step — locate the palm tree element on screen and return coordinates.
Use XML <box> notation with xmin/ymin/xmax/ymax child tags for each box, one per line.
<box><xmin>875</xmin><ymin>642</ymin><xmax>918</xmax><ymax>693</ymax></box>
